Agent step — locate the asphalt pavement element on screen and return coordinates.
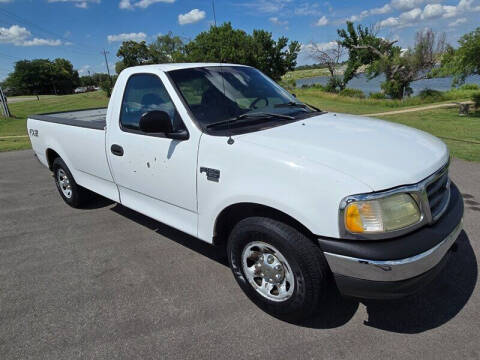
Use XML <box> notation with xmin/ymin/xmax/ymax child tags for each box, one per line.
<box><xmin>1</xmin><ymin>150</ymin><xmax>479</xmax><ymax>360</ymax></box>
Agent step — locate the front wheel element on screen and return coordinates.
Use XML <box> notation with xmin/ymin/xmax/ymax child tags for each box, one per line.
<box><xmin>227</xmin><ymin>217</ymin><xmax>330</xmax><ymax>321</ymax></box>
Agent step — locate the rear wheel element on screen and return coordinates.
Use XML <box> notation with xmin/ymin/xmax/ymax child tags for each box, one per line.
<box><xmin>227</xmin><ymin>217</ymin><xmax>330</xmax><ymax>321</ymax></box>
<box><xmin>52</xmin><ymin>157</ymin><xmax>90</xmax><ymax>208</ymax></box>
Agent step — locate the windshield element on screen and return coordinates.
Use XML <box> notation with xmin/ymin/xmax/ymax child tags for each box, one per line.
<box><xmin>168</xmin><ymin>66</ymin><xmax>317</xmax><ymax>130</ymax></box>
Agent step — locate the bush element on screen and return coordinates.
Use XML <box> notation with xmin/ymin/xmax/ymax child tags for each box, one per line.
<box><xmin>279</xmin><ymin>79</ymin><xmax>296</xmax><ymax>90</ymax></box>
<box><xmin>100</xmin><ymin>80</ymin><xmax>113</xmax><ymax>97</ymax></box>
<box><xmin>339</xmin><ymin>88</ymin><xmax>365</xmax><ymax>98</ymax></box>
<box><xmin>369</xmin><ymin>92</ymin><xmax>386</xmax><ymax>99</ymax></box>
<box><xmin>325</xmin><ymin>77</ymin><xmax>344</xmax><ymax>93</ymax></box>
<box><xmin>459</xmin><ymin>83</ymin><xmax>480</xmax><ymax>91</ymax></box>
<box><xmin>472</xmin><ymin>92</ymin><xmax>480</xmax><ymax>109</ymax></box>
<box><xmin>381</xmin><ymin>80</ymin><xmax>412</xmax><ymax>99</ymax></box>
<box><xmin>418</xmin><ymin>89</ymin><xmax>446</xmax><ymax>101</ymax></box>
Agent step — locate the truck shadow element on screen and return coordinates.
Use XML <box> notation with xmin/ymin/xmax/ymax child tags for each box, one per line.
<box><xmin>360</xmin><ymin>231</ymin><xmax>477</xmax><ymax>334</ymax></box>
<box><xmin>109</xmin><ymin>204</ymin><xmax>477</xmax><ymax>333</ymax></box>
<box><xmin>110</xmin><ymin>204</ymin><xmax>229</xmax><ymax>266</ymax></box>
<box><xmin>302</xmin><ymin>231</ymin><xmax>477</xmax><ymax>333</ymax></box>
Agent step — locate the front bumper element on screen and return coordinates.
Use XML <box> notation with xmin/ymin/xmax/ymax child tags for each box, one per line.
<box><xmin>319</xmin><ymin>183</ymin><xmax>464</xmax><ymax>299</ymax></box>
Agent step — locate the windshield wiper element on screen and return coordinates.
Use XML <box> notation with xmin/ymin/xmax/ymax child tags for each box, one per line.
<box><xmin>206</xmin><ymin>112</ymin><xmax>294</xmax><ymax>129</ymax></box>
<box><xmin>275</xmin><ymin>101</ymin><xmax>322</xmax><ymax>112</ymax></box>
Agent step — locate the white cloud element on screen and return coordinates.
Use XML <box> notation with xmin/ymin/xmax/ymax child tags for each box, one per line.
<box><xmin>378</xmin><ymin>0</ymin><xmax>480</xmax><ymax>28</ymax></box>
<box><xmin>0</xmin><ymin>25</ymin><xmax>62</xmax><ymax>46</ymax></box>
<box><xmin>178</xmin><ymin>9</ymin><xmax>206</xmax><ymax>25</ymax></box>
<box><xmin>269</xmin><ymin>17</ymin><xmax>288</xmax><ymax>26</ymax></box>
<box><xmin>449</xmin><ymin>17</ymin><xmax>467</xmax><ymax>26</ymax></box>
<box><xmin>78</xmin><ymin>65</ymin><xmax>91</xmax><ymax>75</ymax></box>
<box><xmin>107</xmin><ymin>32</ymin><xmax>147</xmax><ymax>42</ymax></box>
<box><xmin>315</xmin><ymin>15</ymin><xmax>329</xmax><ymax>26</ymax></box>
<box><xmin>400</xmin><ymin>7</ymin><xmax>422</xmax><ymax>21</ymax></box>
<box><xmin>119</xmin><ymin>0</ymin><xmax>131</xmax><ymax>9</ymax></box>
<box><xmin>294</xmin><ymin>2</ymin><xmax>322</xmax><ymax>16</ymax></box>
<box><xmin>119</xmin><ymin>0</ymin><xmax>175</xmax><ymax>10</ymax></box>
<box><xmin>390</xmin><ymin>0</ymin><xmax>425</xmax><ymax>11</ymax></box>
<box><xmin>20</xmin><ymin>38</ymin><xmax>62</xmax><ymax>46</ymax></box>
<box><xmin>344</xmin><ymin>2</ymin><xmax>394</xmax><ymax>23</ymax></box>
<box><xmin>47</xmin><ymin>0</ymin><xmax>101</xmax><ymax>8</ymax></box>
<box><xmin>371</xmin><ymin>4</ymin><xmax>393</xmax><ymax>14</ymax></box>
<box><xmin>302</xmin><ymin>41</ymin><xmax>338</xmax><ymax>53</ymax></box>
<box><xmin>422</xmin><ymin>3</ymin><xmax>444</xmax><ymax>19</ymax></box>
<box><xmin>379</xmin><ymin>16</ymin><xmax>401</xmax><ymax>27</ymax></box>
<box><xmin>240</xmin><ymin>0</ymin><xmax>293</xmax><ymax>14</ymax></box>
<box><xmin>0</xmin><ymin>25</ymin><xmax>30</xmax><ymax>44</ymax></box>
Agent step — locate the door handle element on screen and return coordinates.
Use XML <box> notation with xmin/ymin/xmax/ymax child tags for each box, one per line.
<box><xmin>111</xmin><ymin>144</ymin><xmax>124</xmax><ymax>156</ymax></box>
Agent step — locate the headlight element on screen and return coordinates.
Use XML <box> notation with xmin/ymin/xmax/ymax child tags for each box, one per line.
<box><xmin>344</xmin><ymin>193</ymin><xmax>421</xmax><ymax>234</ymax></box>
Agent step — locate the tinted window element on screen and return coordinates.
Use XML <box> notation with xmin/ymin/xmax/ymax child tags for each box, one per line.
<box><xmin>168</xmin><ymin>66</ymin><xmax>307</xmax><ymax>128</ymax></box>
<box><xmin>120</xmin><ymin>74</ymin><xmax>179</xmax><ymax>131</ymax></box>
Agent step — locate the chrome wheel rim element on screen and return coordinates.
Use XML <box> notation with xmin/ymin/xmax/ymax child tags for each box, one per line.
<box><xmin>57</xmin><ymin>169</ymin><xmax>72</xmax><ymax>199</ymax></box>
<box><xmin>241</xmin><ymin>241</ymin><xmax>295</xmax><ymax>302</ymax></box>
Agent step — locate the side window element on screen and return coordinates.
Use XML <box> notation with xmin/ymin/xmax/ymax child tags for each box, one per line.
<box><xmin>120</xmin><ymin>73</ymin><xmax>181</xmax><ymax>132</ymax></box>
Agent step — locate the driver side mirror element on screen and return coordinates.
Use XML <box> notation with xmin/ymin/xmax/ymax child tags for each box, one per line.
<box><xmin>139</xmin><ymin>111</ymin><xmax>189</xmax><ymax>140</ymax></box>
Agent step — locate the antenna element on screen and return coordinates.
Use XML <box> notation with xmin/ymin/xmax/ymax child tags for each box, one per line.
<box><xmin>212</xmin><ymin>0</ymin><xmax>217</xmax><ymax>27</ymax></box>
<box><xmin>211</xmin><ymin>0</ymin><xmax>234</xmax><ymax>144</ymax></box>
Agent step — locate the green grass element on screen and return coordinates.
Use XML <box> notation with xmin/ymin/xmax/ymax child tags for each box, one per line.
<box><xmin>295</xmin><ymin>87</ymin><xmax>475</xmax><ymax>115</ymax></box>
<box><xmin>378</xmin><ymin>108</ymin><xmax>480</xmax><ymax>161</ymax></box>
<box><xmin>1</xmin><ymin>89</ymin><xmax>479</xmax><ymax>162</ymax></box>
<box><xmin>0</xmin><ymin>91</ymin><xmax>108</xmax><ymax>151</ymax></box>
<box><xmin>282</xmin><ymin>68</ymin><xmax>331</xmax><ymax>82</ymax></box>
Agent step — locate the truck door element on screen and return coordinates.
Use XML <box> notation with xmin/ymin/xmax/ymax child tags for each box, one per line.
<box><xmin>106</xmin><ymin>72</ymin><xmax>199</xmax><ymax>237</ymax></box>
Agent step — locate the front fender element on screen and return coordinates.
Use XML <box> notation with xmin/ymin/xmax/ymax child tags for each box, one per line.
<box><xmin>197</xmin><ymin>135</ymin><xmax>372</xmax><ymax>242</ymax></box>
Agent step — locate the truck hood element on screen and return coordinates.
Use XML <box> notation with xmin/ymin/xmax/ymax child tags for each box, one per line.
<box><xmin>238</xmin><ymin>112</ymin><xmax>449</xmax><ymax>191</ymax></box>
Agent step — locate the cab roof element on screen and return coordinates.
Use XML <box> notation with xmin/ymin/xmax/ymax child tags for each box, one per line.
<box><xmin>124</xmin><ymin>63</ymin><xmax>249</xmax><ymax>73</ymax></box>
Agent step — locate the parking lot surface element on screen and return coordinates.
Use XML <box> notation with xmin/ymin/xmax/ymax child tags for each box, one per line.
<box><xmin>1</xmin><ymin>150</ymin><xmax>479</xmax><ymax>359</ymax></box>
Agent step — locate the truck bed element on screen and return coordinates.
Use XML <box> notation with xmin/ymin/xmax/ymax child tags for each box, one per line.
<box><xmin>29</xmin><ymin>108</ymin><xmax>107</xmax><ymax>130</ymax></box>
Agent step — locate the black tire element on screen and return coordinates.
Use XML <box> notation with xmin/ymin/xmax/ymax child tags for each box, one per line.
<box><xmin>52</xmin><ymin>157</ymin><xmax>89</xmax><ymax>208</ymax></box>
<box><xmin>227</xmin><ymin>217</ymin><xmax>329</xmax><ymax>321</ymax></box>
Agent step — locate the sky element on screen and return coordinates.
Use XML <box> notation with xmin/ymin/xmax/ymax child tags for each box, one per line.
<box><xmin>1</xmin><ymin>0</ymin><xmax>480</xmax><ymax>80</ymax></box>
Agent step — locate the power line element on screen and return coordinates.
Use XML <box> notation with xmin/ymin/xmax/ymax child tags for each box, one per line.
<box><xmin>0</xmin><ymin>8</ymin><xmax>98</xmax><ymax>55</ymax></box>
<box><xmin>0</xmin><ymin>51</ymin><xmax>23</xmax><ymax>61</ymax></box>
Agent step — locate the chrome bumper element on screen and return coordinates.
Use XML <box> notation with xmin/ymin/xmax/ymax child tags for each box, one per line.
<box><xmin>324</xmin><ymin>219</ymin><xmax>463</xmax><ymax>282</ymax></box>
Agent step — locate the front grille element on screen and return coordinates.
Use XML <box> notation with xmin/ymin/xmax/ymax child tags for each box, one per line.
<box><xmin>426</xmin><ymin>170</ymin><xmax>450</xmax><ymax>221</ymax></box>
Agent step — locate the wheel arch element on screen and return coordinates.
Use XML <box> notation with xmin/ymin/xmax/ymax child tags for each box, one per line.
<box><xmin>45</xmin><ymin>148</ymin><xmax>61</xmax><ymax>170</ymax></box>
<box><xmin>212</xmin><ymin>202</ymin><xmax>316</xmax><ymax>249</ymax></box>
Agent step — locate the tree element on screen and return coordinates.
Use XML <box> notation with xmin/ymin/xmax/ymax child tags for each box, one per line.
<box><xmin>184</xmin><ymin>23</ymin><xmax>300</xmax><ymax>81</ymax></box>
<box><xmin>434</xmin><ymin>27</ymin><xmax>480</xmax><ymax>86</ymax></box>
<box><xmin>52</xmin><ymin>58</ymin><xmax>81</xmax><ymax>94</ymax></box>
<box><xmin>80</xmin><ymin>73</ymin><xmax>111</xmax><ymax>87</ymax></box>
<box><xmin>112</xmin><ymin>24</ymin><xmax>300</xmax><ymax>80</ymax></box>
<box><xmin>3</xmin><ymin>58</ymin><xmax>79</xmax><ymax>95</ymax></box>
<box><xmin>338</xmin><ymin>22</ymin><xmax>398</xmax><ymax>92</ymax></box>
<box><xmin>307</xmin><ymin>42</ymin><xmax>345</xmax><ymax>92</ymax></box>
<box><xmin>149</xmin><ymin>32</ymin><xmax>186</xmax><ymax>63</ymax></box>
<box><xmin>115</xmin><ymin>40</ymin><xmax>152</xmax><ymax>74</ymax></box>
<box><xmin>338</xmin><ymin>22</ymin><xmax>445</xmax><ymax>99</ymax></box>
<box><xmin>184</xmin><ymin>23</ymin><xmax>253</xmax><ymax>66</ymax></box>
<box><xmin>251</xmin><ymin>30</ymin><xmax>301</xmax><ymax>81</ymax></box>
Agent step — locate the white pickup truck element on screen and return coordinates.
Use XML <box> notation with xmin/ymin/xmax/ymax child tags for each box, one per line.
<box><xmin>28</xmin><ymin>63</ymin><xmax>463</xmax><ymax>320</ymax></box>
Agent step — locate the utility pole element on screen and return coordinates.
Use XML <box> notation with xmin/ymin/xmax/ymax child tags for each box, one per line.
<box><xmin>102</xmin><ymin>49</ymin><xmax>114</xmax><ymax>96</ymax></box>
<box><xmin>102</xmin><ymin>49</ymin><xmax>113</xmax><ymax>86</ymax></box>
<box><xmin>0</xmin><ymin>86</ymin><xmax>11</xmax><ymax>118</ymax></box>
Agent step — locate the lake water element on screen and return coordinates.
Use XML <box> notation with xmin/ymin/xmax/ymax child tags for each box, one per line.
<box><xmin>296</xmin><ymin>73</ymin><xmax>480</xmax><ymax>96</ymax></box>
